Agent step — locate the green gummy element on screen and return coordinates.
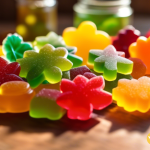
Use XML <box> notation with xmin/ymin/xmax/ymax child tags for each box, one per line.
<box><xmin>2</xmin><ymin>33</ymin><xmax>33</xmax><ymax>62</ymax></box>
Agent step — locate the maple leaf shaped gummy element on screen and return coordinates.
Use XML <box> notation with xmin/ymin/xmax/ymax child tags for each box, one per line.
<box><xmin>113</xmin><ymin>76</ymin><xmax>150</xmax><ymax>113</ymax></box>
<box><xmin>2</xmin><ymin>33</ymin><xmax>33</xmax><ymax>62</ymax></box>
<box><xmin>17</xmin><ymin>44</ymin><xmax>73</xmax><ymax>88</ymax></box>
<box><xmin>129</xmin><ymin>36</ymin><xmax>150</xmax><ymax>74</ymax></box>
<box><xmin>30</xmin><ymin>89</ymin><xmax>66</xmax><ymax>120</ymax></box>
<box><xmin>88</xmin><ymin>45</ymin><xmax>133</xmax><ymax>81</ymax></box>
<box><xmin>113</xmin><ymin>26</ymin><xmax>140</xmax><ymax>58</ymax></box>
<box><xmin>63</xmin><ymin>21</ymin><xmax>111</xmax><ymax>65</ymax></box>
<box><xmin>0</xmin><ymin>57</ymin><xmax>23</xmax><ymax>85</ymax></box>
<box><xmin>57</xmin><ymin>75</ymin><xmax>112</xmax><ymax>120</ymax></box>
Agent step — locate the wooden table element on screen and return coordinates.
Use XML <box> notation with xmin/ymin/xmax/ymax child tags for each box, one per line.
<box><xmin>0</xmin><ymin>14</ymin><xmax>150</xmax><ymax>150</ymax></box>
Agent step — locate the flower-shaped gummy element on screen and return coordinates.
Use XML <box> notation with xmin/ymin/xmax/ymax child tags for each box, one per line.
<box><xmin>57</xmin><ymin>75</ymin><xmax>112</xmax><ymax>120</ymax></box>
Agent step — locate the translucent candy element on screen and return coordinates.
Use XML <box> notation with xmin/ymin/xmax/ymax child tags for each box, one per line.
<box><xmin>88</xmin><ymin>45</ymin><xmax>133</xmax><ymax>81</ymax></box>
<box><xmin>113</xmin><ymin>26</ymin><xmax>140</xmax><ymax>58</ymax></box>
<box><xmin>129</xmin><ymin>58</ymin><xmax>147</xmax><ymax>79</ymax></box>
<box><xmin>17</xmin><ymin>44</ymin><xmax>73</xmax><ymax>88</ymax></box>
<box><xmin>0</xmin><ymin>81</ymin><xmax>35</xmax><ymax>113</ymax></box>
<box><xmin>0</xmin><ymin>57</ymin><xmax>23</xmax><ymax>85</ymax></box>
<box><xmin>70</xmin><ymin>66</ymin><xmax>91</xmax><ymax>80</ymax></box>
<box><xmin>63</xmin><ymin>21</ymin><xmax>111</xmax><ymax>65</ymax></box>
<box><xmin>129</xmin><ymin>36</ymin><xmax>150</xmax><ymax>74</ymax></box>
<box><xmin>30</xmin><ymin>89</ymin><xmax>66</xmax><ymax>120</ymax></box>
<box><xmin>57</xmin><ymin>75</ymin><xmax>112</xmax><ymax>120</ymax></box>
<box><xmin>34</xmin><ymin>31</ymin><xmax>66</xmax><ymax>49</ymax></box>
<box><xmin>113</xmin><ymin>77</ymin><xmax>150</xmax><ymax>113</ymax></box>
<box><xmin>2</xmin><ymin>33</ymin><xmax>33</xmax><ymax>62</ymax></box>
<box><xmin>0</xmin><ymin>46</ymin><xmax>4</xmax><ymax>56</ymax></box>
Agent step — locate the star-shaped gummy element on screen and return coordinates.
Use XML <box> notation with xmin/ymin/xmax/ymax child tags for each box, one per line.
<box><xmin>17</xmin><ymin>44</ymin><xmax>73</xmax><ymax>88</ymax></box>
<box><xmin>88</xmin><ymin>45</ymin><xmax>133</xmax><ymax>81</ymax></box>
<box><xmin>113</xmin><ymin>25</ymin><xmax>140</xmax><ymax>58</ymax></box>
<box><xmin>63</xmin><ymin>21</ymin><xmax>111</xmax><ymax>65</ymax></box>
<box><xmin>57</xmin><ymin>75</ymin><xmax>112</xmax><ymax>120</ymax></box>
<box><xmin>2</xmin><ymin>33</ymin><xmax>33</xmax><ymax>62</ymax></box>
<box><xmin>129</xmin><ymin>36</ymin><xmax>150</xmax><ymax>74</ymax></box>
<box><xmin>0</xmin><ymin>57</ymin><xmax>23</xmax><ymax>85</ymax></box>
<box><xmin>113</xmin><ymin>76</ymin><xmax>150</xmax><ymax>113</ymax></box>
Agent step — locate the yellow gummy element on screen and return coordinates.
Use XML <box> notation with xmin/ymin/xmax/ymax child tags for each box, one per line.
<box><xmin>63</xmin><ymin>21</ymin><xmax>111</xmax><ymax>65</ymax></box>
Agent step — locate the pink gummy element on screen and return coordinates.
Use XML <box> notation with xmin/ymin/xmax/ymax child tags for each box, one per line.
<box><xmin>0</xmin><ymin>57</ymin><xmax>23</xmax><ymax>85</ymax></box>
<box><xmin>113</xmin><ymin>26</ymin><xmax>140</xmax><ymax>58</ymax></box>
<box><xmin>57</xmin><ymin>75</ymin><xmax>112</xmax><ymax>120</ymax></box>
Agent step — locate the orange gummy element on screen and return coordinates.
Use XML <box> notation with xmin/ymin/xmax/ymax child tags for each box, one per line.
<box><xmin>63</xmin><ymin>21</ymin><xmax>111</xmax><ymax>65</ymax></box>
<box><xmin>113</xmin><ymin>77</ymin><xmax>150</xmax><ymax>113</ymax></box>
<box><xmin>0</xmin><ymin>81</ymin><xmax>35</xmax><ymax>113</ymax></box>
<box><xmin>129</xmin><ymin>36</ymin><xmax>150</xmax><ymax>74</ymax></box>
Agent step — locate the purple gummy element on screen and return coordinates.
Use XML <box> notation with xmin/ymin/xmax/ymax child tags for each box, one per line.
<box><xmin>70</xmin><ymin>66</ymin><xmax>91</xmax><ymax>80</ymax></box>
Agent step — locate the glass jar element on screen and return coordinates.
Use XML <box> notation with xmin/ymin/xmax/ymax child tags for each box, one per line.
<box><xmin>73</xmin><ymin>0</ymin><xmax>133</xmax><ymax>36</ymax></box>
<box><xmin>16</xmin><ymin>0</ymin><xmax>57</xmax><ymax>41</ymax></box>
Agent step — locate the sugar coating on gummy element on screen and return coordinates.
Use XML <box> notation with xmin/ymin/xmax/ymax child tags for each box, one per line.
<box><xmin>129</xmin><ymin>58</ymin><xmax>147</xmax><ymax>79</ymax></box>
<box><xmin>113</xmin><ymin>25</ymin><xmax>140</xmax><ymax>58</ymax></box>
<box><xmin>129</xmin><ymin>36</ymin><xmax>150</xmax><ymax>74</ymax></box>
<box><xmin>2</xmin><ymin>33</ymin><xmax>33</xmax><ymax>62</ymax></box>
<box><xmin>30</xmin><ymin>89</ymin><xmax>66</xmax><ymax>120</ymax></box>
<box><xmin>57</xmin><ymin>75</ymin><xmax>112</xmax><ymax>120</ymax></box>
<box><xmin>63</xmin><ymin>21</ymin><xmax>111</xmax><ymax>65</ymax></box>
<box><xmin>17</xmin><ymin>44</ymin><xmax>73</xmax><ymax>88</ymax></box>
<box><xmin>70</xmin><ymin>65</ymin><xmax>91</xmax><ymax>80</ymax></box>
<box><xmin>88</xmin><ymin>45</ymin><xmax>133</xmax><ymax>81</ymax></box>
<box><xmin>113</xmin><ymin>76</ymin><xmax>150</xmax><ymax>113</ymax></box>
<box><xmin>0</xmin><ymin>57</ymin><xmax>23</xmax><ymax>85</ymax></box>
<box><xmin>34</xmin><ymin>31</ymin><xmax>66</xmax><ymax>49</ymax></box>
<box><xmin>0</xmin><ymin>81</ymin><xmax>35</xmax><ymax>113</ymax></box>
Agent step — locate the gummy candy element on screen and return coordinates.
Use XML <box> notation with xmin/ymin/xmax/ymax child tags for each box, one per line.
<box><xmin>104</xmin><ymin>73</ymin><xmax>132</xmax><ymax>93</ymax></box>
<box><xmin>146</xmin><ymin>30</ymin><xmax>150</xmax><ymax>38</ymax></box>
<box><xmin>88</xmin><ymin>45</ymin><xmax>133</xmax><ymax>81</ymax></box>
<box><xmin>129</xmin><ymin>36</ymin><xmax>150</xmax><ymax>74</ymax></box>
<box><xmin>17</xmin><ymin>44</ymin><xmax>73</xmax><ymax>88</ymax></box>
<box><xmin>0</xmin><ymin>57</ymin><xmax>23</xmax><ymax>85</ymax></box>
<box><xmin>34</xmin><ymin>32</ymin><xmax>83</xmax><ymax>68</ymax></box>
<box><xmin>113</xmin><ymin>76</ymin><xmax>150</xmax><ymax>113</ymax></box>
<box><xmin>0</xmin><ymin>81</ymin><xmax>35</xmax><ymax>113</ymax></box>
<box><xmin>70</xmin><ymin>66</ymin><xmax>91</xmax><ymax>80</ymax></box>
<box><xmin>129</xmin><ymin>58</ymin><xmax>147</xmax><ymax>79</ymax></box>
<box><xmin>34</xmin><ymin>31</ymin><xmax>66</xmax><ymax>49</ymax></box>
<box><xmin>57</xmin><ymin>75</ymin><xmax>112</xmax><ymax>120</ymax></box>
<box><xmin>30</xmin><ymin>89</ymin><xmax>66</xmax><ymax>120</ymax></box>
<box><xmin>113</xmin><ymin>26</ymin><xmax>140</xmax><ymax>58</ymax></box>
<box><xmin>2</xmin><ymin>33</ymin><xmax>33</xmax><ymax>62</ymax></box>
<box><xmin>63</xmin><ymin>21</ymin><xmax>111</xmax><ymax>65</ymax></box>
<box><xmin>0</xmin><ymin>46</ymin><xmax>4</xmax><ymax>56</ymax></box>
<box><xmin>34</xmin><ymin>83</ymin><xmax>60</xmax><ymax>94</ymax></box>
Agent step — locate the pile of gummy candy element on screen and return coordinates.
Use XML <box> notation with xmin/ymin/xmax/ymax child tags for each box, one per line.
<box><xmin>1</xmin><ymin>21</ymin><xmax>150</xmax><ymax>121</ymax></box>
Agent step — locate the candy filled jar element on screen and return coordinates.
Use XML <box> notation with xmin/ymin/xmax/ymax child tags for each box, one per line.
<box><xmin>73</xmin><ymin>0</ymin><xmax>133</xmax><ymax>36</ymax></box>
<box><xmin>16</xmin><ymin>0</ymin><xmax>57</xmax><ymax>41</ymax></box>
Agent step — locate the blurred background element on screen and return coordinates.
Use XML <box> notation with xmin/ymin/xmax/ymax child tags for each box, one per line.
<box><xmin>0</xmin><ymin>0</ymin><xmax>150</xmax><ymax>43</ymax></box>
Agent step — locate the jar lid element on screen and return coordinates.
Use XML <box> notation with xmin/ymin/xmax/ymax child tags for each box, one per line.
<box><xmin>80</xmin><ymin>0</ymin><xmax>131</xmax><ymax>6</ymax></box>
<box><xmin>16</xmin><ymin>0</ymin><xmax>57</xmax><ymax>7</ymax></box>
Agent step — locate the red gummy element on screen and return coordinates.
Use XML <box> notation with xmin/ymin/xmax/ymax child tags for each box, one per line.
<box><xmin>70</xmin><ymin>66</ymin><xmax>91</xmax><ymax>80</ymax></box>
<box><xmin>146</xmin><ymin>30</ymin><xmax>150</xmax><ymax>38</ymax></box>
<box><xmin>57</xmin><ymin>75</ymin><xmax>112</xmax><ymax>120</ymax></box>
<box><xmin>113</xmin><ymin>25</ymin><xmax>140</xmax><ymax>58</ymax></box>
<box><xmin>0</xmin><ymin>57</ymin><xmax>23</xmax><ymax>85</ymax></box>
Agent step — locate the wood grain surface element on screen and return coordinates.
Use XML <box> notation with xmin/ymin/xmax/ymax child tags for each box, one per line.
<box><xmin>0</xmin><ymin>103</ymin><xmax>150</xmax><ymax>150</ymax></box>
